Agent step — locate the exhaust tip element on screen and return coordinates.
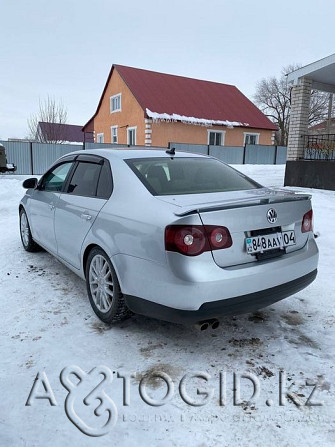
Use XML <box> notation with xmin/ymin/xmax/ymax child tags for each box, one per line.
<box><xmin>194</xmin><ymin>319</ymin><xmax>220</xmax><ymax>331</ymax></box>
<box><xmin>194</xmin><ymin>321</ymin><xmax>210</xmax><ymax>331</ymax></box>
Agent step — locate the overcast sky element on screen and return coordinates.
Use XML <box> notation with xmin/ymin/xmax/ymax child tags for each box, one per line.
<box><xmin>1</xmin><ymin>0</ymin><xmax>334</xmax><ymax>140</ymax></box>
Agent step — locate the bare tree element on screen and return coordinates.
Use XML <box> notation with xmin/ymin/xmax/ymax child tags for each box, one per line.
<box><xmin>28</xmin><ymin>96</ymin><xmax>68</xmax><ymax>143</ymax></box>
<box><xmin>254</xmin><ymin>65</ymin><xmax>331</xmax><ymax>146</ymax></box>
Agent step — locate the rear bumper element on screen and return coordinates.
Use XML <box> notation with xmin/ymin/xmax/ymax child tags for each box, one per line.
<box><xmin>125</xmin><ymin>269</ymin><xmax>317</xmax><ymax>324</ymax></box>
<box><xmin>113</xmin><ymin>237</ymin><xmax>319</xmax><ymax>311</ymax></box>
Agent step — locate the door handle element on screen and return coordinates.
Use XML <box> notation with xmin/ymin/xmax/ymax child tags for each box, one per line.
<box><xmin>49</xmin><ymin>203</ymin><xmax>55</xmax><ymax>210</ymax></box>
<box><xmin>81</xmin><ymin>213</ymin><xmax>92</xmax><ymax>221</ymax></box>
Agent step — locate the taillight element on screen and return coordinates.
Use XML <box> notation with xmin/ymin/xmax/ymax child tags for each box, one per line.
<box><xmin>209</xmin><ymin>227</ymin><xmax>231</xmax><ymax>249</ymax></box>
<box><xmin>165</xmin><ymin>225</ymin><xmax>232</xmax><ymax>256</ymax></box>
<box><xmin>302</xmin><ymin>209</ymin><xmax>313</xmax><ymax>233</ymax></box>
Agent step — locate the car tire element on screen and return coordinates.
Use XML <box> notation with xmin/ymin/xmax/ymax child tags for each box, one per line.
<box><xmin>86</xmin><ymin>247</ymin><xmax>131</xmax><ymax>324</ymax></box>
<box><xmin>19</xmin><ymin>208</ymin><xmax>41</xmax><ymax>252</ymax></box>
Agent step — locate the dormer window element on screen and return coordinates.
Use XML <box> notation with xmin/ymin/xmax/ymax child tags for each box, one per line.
<box><xmin>110</xmin><ymin>93</ymin><xmax>121</xmax><ymax>113</ymax></box>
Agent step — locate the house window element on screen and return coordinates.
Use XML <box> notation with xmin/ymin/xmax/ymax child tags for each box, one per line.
<box><xmin>110</xmin><ymin>94</ymin><xmax>121</xmax><ymax>113</ymax></box>
<box><xmin>127</xmin><ymin>127</ymin><xmax>137</xmax><ymax>146</ymax></box>
<box><xmin>111</xmin><ymin>126</ymin><xmax>118</xmax><ymax>144</ymax></box>
<box><xmin>96</xmin><ymin>133</ymin><xmax>104</xmax><ymax>143</ymax></box>
<box><xmin>244</xmin><ymin>133</ymin><xmax>260</xmax><ymax>145</ymax></box>
<box><xmin>208</xmin><ymin>130</ymin><xmax>225</xmax><ymax>146</ymax></box>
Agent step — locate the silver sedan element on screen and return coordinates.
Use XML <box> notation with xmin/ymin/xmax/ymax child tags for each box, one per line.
<box><xmin>19</xmin><ymin>149</ymin><xmax>318</xmax><ymax>328</ymax></box>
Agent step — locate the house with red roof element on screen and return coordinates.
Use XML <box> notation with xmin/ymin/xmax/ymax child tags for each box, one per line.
<box><xmin>83</xmin><ymin>65</ymin><xmax>277</xmax><ymax>147</ymax></box>
<box><xmin>309</xmin><ymin>118</ymin><xmax>335</xmax><ymax>135</ymax></box>
<box><xmin>37</xmin><ymin>122</ymin><xmax>94</xmax><ymax>144</ymax></box>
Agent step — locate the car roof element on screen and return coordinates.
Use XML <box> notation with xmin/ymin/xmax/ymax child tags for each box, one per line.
<box><xmin>61</xmin><ymin>148</ymin><xmax>207</xmax><ymax>161</ymax></box>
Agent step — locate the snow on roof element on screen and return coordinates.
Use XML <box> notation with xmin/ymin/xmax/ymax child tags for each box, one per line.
<box><xmin>146</xmin><ymin>109</ymin><xmax>248</xmax><ymax>128</ymax></box>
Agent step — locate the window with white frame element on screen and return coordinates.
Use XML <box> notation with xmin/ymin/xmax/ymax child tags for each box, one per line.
<box><xmin>96</xmin><ymin>133</ymin><xmax>104</xmax><ymax>143</ymax></box>
<box><xmin>110</xmin><ymin>93</ymin><xmax>121</xmax><ymax>113</ymax></box>
<box><xmin>111</xmin><ymin>126</ymin><xmax>118</xmax><ymax>144</ymax></box>
<box><xmin>208</xmin><ymin>130</ymin><xmax>225</xmax><ymax>146</ymax></box>
<box><xmin>244</xmin><ymin>133</ymin><xmax>260</xmax><ymax>145</ymax></box>
<box><xmin>127</xmin><ymin>127</ymin><xmax>137</xmax><ymax>146</ymax></box>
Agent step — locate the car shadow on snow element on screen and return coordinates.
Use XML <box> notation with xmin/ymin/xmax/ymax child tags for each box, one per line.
<box><xmin>95</xmin><ymin>300</ymin><xmax>323</xmax><ymax>392</ymax></box>
<box><xmin>104</xmin><ymin>299</ymin><xmax>321</xmax><ymax>364</ymax></box>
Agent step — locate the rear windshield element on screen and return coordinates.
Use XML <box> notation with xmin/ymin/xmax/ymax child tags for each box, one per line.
<box><xmin>126</xmin><ymin>157</ymin><xmax>261</xmax><ymax>196</ymax></box>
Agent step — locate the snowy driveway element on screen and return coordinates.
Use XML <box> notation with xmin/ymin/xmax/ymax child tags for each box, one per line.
<box><xmin>0</xmin><ymin>166</ymin><xmax>334</xmax><ymax>446</ymax></box>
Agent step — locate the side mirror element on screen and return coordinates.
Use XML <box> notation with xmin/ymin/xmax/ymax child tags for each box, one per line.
<box><xmin>22</xmin><ymin>178</ymin><xmax>38</xmax><ymax>189</ymax></box>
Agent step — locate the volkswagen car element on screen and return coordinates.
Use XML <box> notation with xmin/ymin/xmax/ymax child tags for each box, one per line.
<box><xmin>19</xmin><ymin>149</ymin><xmax>318</xmax><ymax>328</ymax></box>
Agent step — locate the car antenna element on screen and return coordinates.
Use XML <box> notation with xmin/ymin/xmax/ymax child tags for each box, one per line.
<box><xmin>166</xmin><ymin>147</ymin><xmax>175</xmax><ymax>156</ymax></box>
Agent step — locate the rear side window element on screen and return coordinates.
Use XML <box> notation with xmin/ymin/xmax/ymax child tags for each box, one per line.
<box><xmin>126</xmin><ymin>157</ymin><xmax>261</xmax><ymax>196</ymax></box>
<box><xmin>96</xmin><ymin>160</ymin><xmax>113</xmax><ymax>199</ymax></box>
<box><xmin>67</xmin><ymin>162</ymin><xmax>101</xmax><ymax>197</ymax></box>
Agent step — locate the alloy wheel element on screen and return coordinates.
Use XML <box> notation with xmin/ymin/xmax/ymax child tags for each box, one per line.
<box><xmin>88</xmin><ymin>254</ymin><xmax>114</xmax><ymax>313</ymax></box>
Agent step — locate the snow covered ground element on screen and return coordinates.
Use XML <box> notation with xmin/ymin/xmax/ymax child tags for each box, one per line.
<box><xmin>0</xmin><ymin>165</ymin><xmax>334</xmax><ymax>447</ymax></box>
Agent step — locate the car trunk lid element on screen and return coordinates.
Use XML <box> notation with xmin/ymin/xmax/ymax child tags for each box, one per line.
<box><xmin>158</xmin><ymin>188</ymin><xmax>312</xmax><ymax>268</ymax></box>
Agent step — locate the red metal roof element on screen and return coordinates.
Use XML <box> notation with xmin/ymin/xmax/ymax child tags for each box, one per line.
<box><xmin>39</xmin><ymin>122</ymin><xmax>94</xmax><ymax>143</ymax></box>
<box><xmin>309</xmin><ymin>118</ymin><xmax>335</xmax><ymax>130</ymax></box>
<box><xmin>83</xmin><ymin>65</ymin><xmax>277</xmax><ymax>131</ymax></box>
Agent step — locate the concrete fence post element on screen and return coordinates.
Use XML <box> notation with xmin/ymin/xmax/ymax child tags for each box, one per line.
<box><xmin>29</xmin><ymin>142</ymin><xmax>34</xmax><ymax>175</ymax></box>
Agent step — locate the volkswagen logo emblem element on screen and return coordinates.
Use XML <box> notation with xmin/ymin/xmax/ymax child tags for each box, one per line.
<box><xmin>267</xmin><ymin>208</ymin><xmax>277</xmax><ymax>224</ymax></box>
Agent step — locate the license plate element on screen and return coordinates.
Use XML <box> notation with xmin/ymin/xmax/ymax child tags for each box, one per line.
<box><xmin>245</xmin><ymin>230</ymin><xmax>296</xmax><ymax>254</ymax></box>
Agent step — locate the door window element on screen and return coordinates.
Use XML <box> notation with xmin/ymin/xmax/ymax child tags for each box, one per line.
<box><xmin>40</xmin><ymin>162</ymin><xmax>73</xmax><ymax>192</ymax></box>
<box><xmin>67</xmin><ymin>162</ymin><xmax>102</xmax><ymax>197</ymax></box>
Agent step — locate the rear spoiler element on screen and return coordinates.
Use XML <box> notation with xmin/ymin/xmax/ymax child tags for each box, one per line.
<box><xmin>174</xmin><ymin>191</ymin><xmax>311</xmax><ymax>216</ymax></box>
